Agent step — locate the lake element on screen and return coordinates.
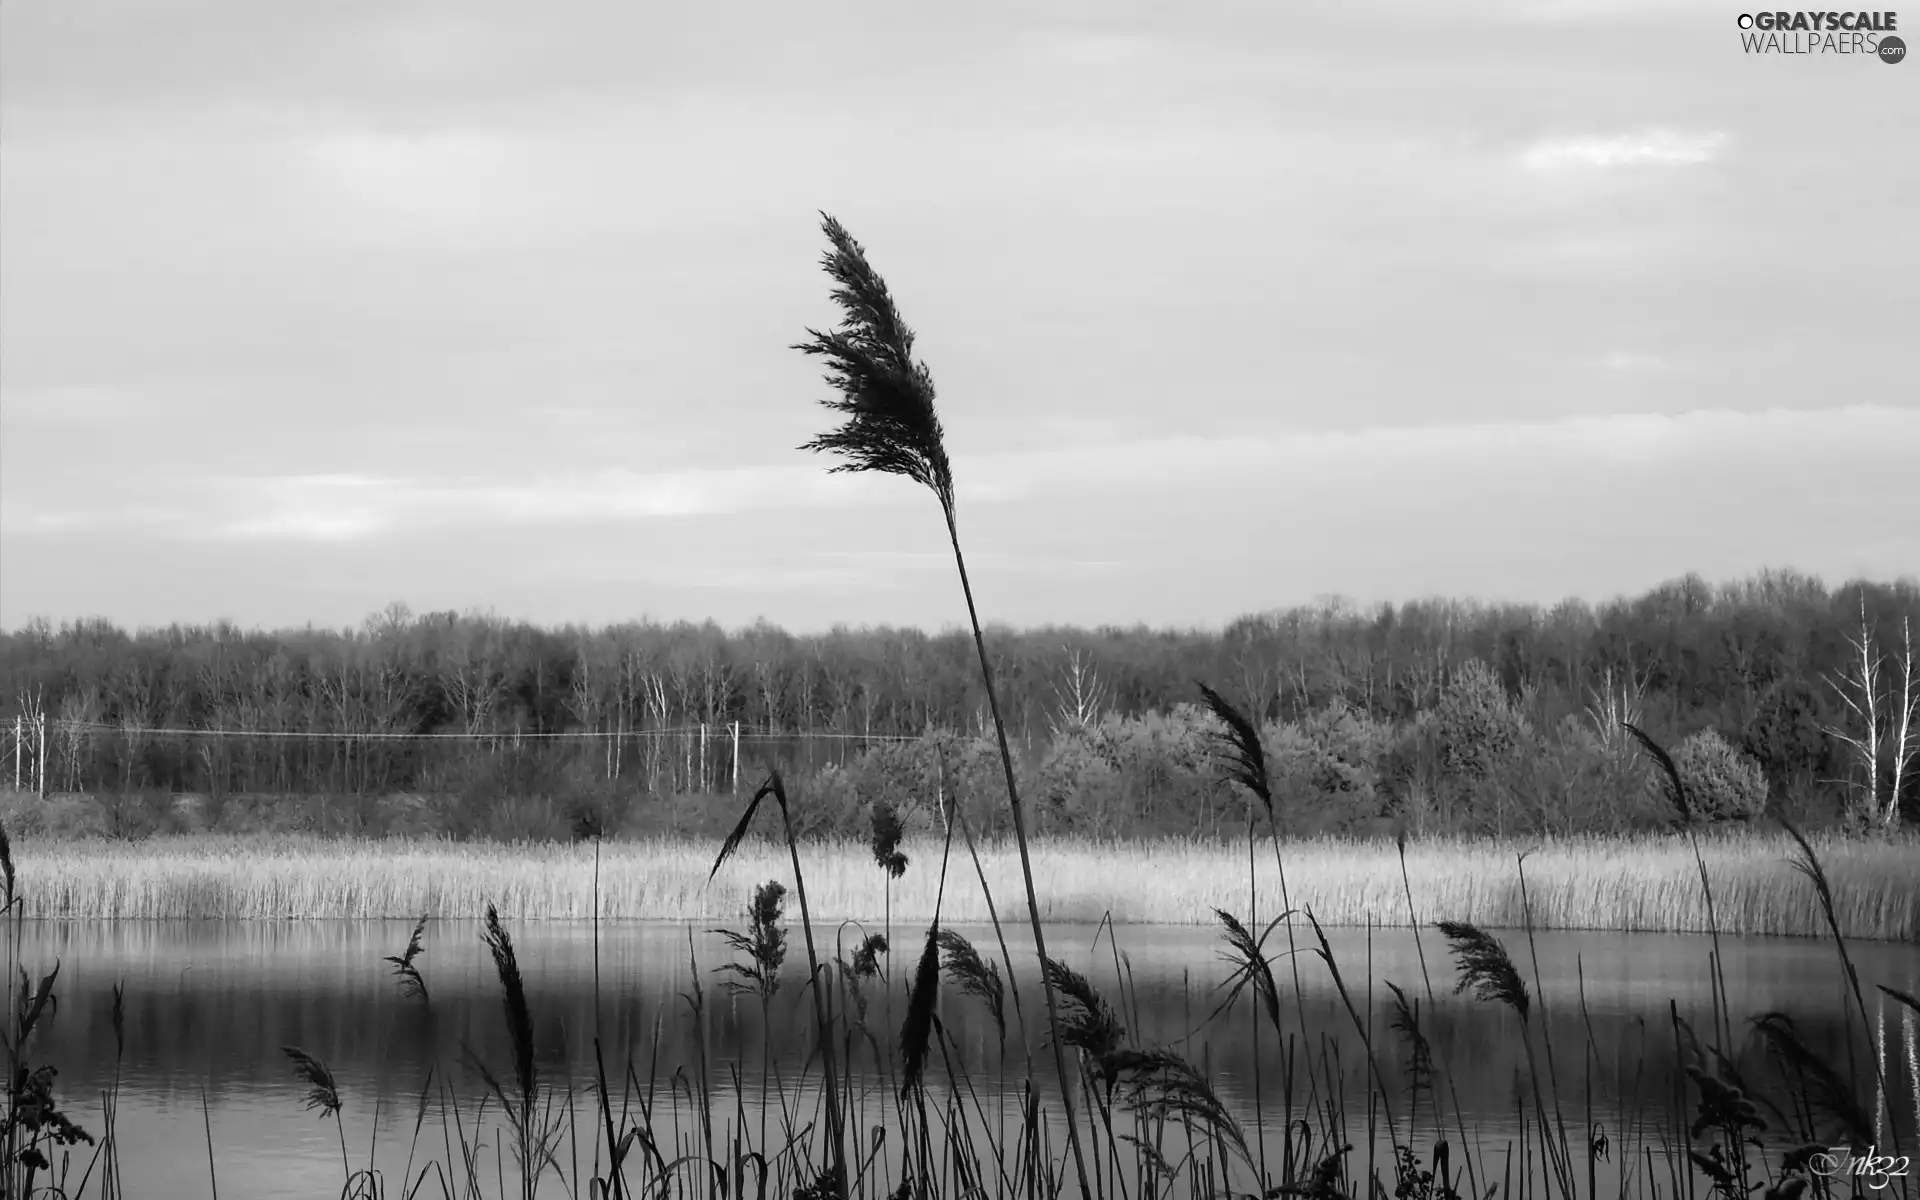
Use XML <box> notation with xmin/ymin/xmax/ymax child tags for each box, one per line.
<box><xmin>17</xmin><ymin>919</ymin><xmax>1920</xmax><ymax>1199</ymax></box>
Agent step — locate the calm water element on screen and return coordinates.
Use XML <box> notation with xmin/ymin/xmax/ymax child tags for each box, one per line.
<box><xmin>17</xmin><ymin>919</ymin><xmax>1920</xmax><ymax>1199</ymax></box>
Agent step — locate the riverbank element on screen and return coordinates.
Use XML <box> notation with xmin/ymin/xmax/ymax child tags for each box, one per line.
<box><xmin>14</xmin><ymin>830</ymin><xmax>1918</xmax><ymax>938</ymax></box>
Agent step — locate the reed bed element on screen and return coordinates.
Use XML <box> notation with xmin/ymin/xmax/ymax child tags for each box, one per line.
<box><xmin>8</xmin><ymin>216</ymin><xmax>1920</xmax><ymax>1200</ymax></box>
<box><xmin>15</xmin><ymin>829</ymin><xmax>1919</xmax><ymax>938</ymax></box>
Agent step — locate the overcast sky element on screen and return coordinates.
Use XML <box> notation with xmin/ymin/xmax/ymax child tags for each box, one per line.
<box><xmin>2</xmin><ymin>2</ymin><xmax>1915</xmax><ymax>635</ymax></box>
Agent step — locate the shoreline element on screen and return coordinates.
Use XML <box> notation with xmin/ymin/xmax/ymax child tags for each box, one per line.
<box><xmin>16</xmin><ymin>829</ymin><xmax>1918</xmax><ymax>940</ymax></box>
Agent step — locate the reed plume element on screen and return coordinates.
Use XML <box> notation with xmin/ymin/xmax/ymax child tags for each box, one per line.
<box><xmin>1779</xmin><ymin>816</ymin><xmax>1900</xmax><ymax>1152</ymax></box>
<box><xmin>899</xmin><ymin>929</ymin><xmax>943</xmax><ymax>1098</ymax></box>
<box><xmin>282</xmin><ymin>1046</ymin><xmax>342</xmax><ymax>1118</ymax></box>
<box><xmin>708</xmin><ymin>770</ymin><xmax>849</xmax><ymax>1192</ymax></box>
<box><xmin>1880</xmin><ymin>984</ymin><xmax>1920</xmax><ymax>1017</ymax></box>
<box><xmin>1385</xmin><ymin>981</ymin><xmax>1434</xmax><ymax>1095</ymax></box>
<box><xmin>851</xmin><ymin>932</ymin><xmax>890</xmax><ymax>980</ymax></box>
<box><xmin>283</xmin><ymin>1045</ymin><xmax>353</xmax><ymax>1185</ymax></box>
<box><xmin>1197</xmin><ymin>683</ymin><xmax>1273</xmax><ymax>816</ymax></box>
<box><xmin>714</xmin><ymin>880</ymin><xmax>788</xmax><ymax>999</ymax></box>
<box><xmin>1435</xmin><ymin>921</ymin><xmax>1530</xmax><ymax>1020</ymax></box>
<box><xmin>935</xmin><ymin>929</ymin><xmax>1006</xmax><ymax>1043</ymax></box>
<box><xmin>481</xmin><ymin>903</ymin><xmax>537</xmax><ymax>1114</ymax></box>
<box><xmin>869</xmin><ymin>801</ymin><xmax>908</xmax><ymax>879</ymax></box>
<box><xmin>1747</xmin><ymin>1011</ymin><xmax>1873</xmax><ymax>1148</ymax></box>
<box><xmin>1041</xmin><ymin>958</ymin><xmax>1126</xmax><ymax>1066</ymax></box>
<box><xmin>795</xmin><ymin>215</ymin><xmax>953</xmax><ymax>520</ymax></box>
<box><xmin>794</xmin><ymin>211</ymin><xmax>1090</xmax><ymax>1198</ymax></box>
<box><xmin>1626</xmin><ymin>720</ymin><xmax>1736</xmax><ymax>1056</ymax></box>
<box><xmin>1623</xmin><ymin>722</ymin><xmax>1693</xmax><ymax>826</ymax></box>
<box><xmin>1209</xmin><ymin>908</ymin><xmax>1282</xmax><ymax>1034</ymax></box>
<box><xmin>384</xmin><ymin>915</ymin><xmax>430</xmax><ymax>1004</ymax></box>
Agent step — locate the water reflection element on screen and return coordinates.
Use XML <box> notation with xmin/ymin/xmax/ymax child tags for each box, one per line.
<box><xmin>20</xmin><ymin>920</ymin><xmax>1920</xmax><ymax>1199</ymax></box>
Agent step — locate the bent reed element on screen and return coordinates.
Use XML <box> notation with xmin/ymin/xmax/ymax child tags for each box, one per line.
<box><xmin>16</xmin><ymin>829</ymin><xmax>1919</xmax><ymax>939</ymax></box>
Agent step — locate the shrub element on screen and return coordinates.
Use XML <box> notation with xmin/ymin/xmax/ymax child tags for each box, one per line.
<box><xmin>1672</xmin><ymin>727</ymin><xmax>1769</xmax><ymax>822</ymax></box>
<box><xmin>1036</xmin><ymin>728</ymin><xmax>1125</xmax><ymax>835</ymax></box>
<box><xmin>1432</xmin><ymin>659</ymin><xmax>1533</xmax><ymax>783</ymax></box>
<box><xmin>1261</xmin><ymin>701</ymin><xmax>1396</xmax><ymax>831</ymax></box>
<box><xmin>99</xmin><ymin>787</ymin><xmax>179</xmax><ymax>840</ymax></box>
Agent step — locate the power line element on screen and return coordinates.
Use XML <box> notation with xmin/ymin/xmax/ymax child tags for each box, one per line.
<box><xmin>39</xmin><ymin>720</ymin><xmax>924</xmax><ymax>743</ymax></box>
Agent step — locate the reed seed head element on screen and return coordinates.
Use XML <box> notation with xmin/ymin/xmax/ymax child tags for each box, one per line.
<box><xmin>1196</xmin><ymin>682</ymin><xmax>1274</xmax><ymax>818</ymax></box>
<box><xmin>714</xmin><ymin>879</ymin><xmax>789</xmax><ymax>999</ymax></box>
<box><xmin>869</xmin><ymin>800</ymin><xmax>909</xmax><ymax>879</ymax></box>
<box><xmin>0</xmin><ymin>821</ymin><xmax>15</xmax><ymax>909</ymax></box>
<box><xmin>282</xmin><ymin>1045</ymin><xmax>343</xmax><ymax>1118</ymax></box>
<box><xmin>794</xmin><ymin>214</ymin><xmax>955</xmax><ymax>521</ymax></box>
<box><xmin>851</xmin><ymin>932</ymin><xmax>890</xmax><ymax>980</ymax></box>
<box><xmin>710</xmin><ymin>772</ymin><xmax>786</xmax><ymax>882</ymax></box>
<box><xmin>935</xmin><ymin>928</ymin><xmax>1005</xmax><ymax>1041</ymax></box>
<box><xmin>1436</xmin><ymin>920</ymin><xmax>1531</xmax><ymax>1021</ymax></box>
<box><xmin>384</xmin><ymin>915</ymin><xmax>431</xmax><ymax>1004</ymax></box>
<box><xmin>1210</xmin><ymin>908</ymin><xmax>1281</xmax><ymax>1035</ymax></box>
<box><xmin>481</xmin><ymin>902</ymin><xmax>538</xmax><ymax>1109</ymax></box>
<box><xmin>1622</xmin><ymin>721</ymin><xmax>1693</xmax><ymax>826</ymax></box>
<box><xmin>899</xmin><ymin>928</ymin><xmax>943</xmax><ymax>1098</ymax></box>
<box><xmin>1041</xmin><ymin>957</ymin><xmax>1126</xmax><ymax>1062</ymax></box>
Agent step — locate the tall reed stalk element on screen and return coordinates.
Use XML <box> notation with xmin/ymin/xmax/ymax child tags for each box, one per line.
<box><xmin>794</xmin><ymin>211</ymin><xmax>1093</xmax><ymax>1199</ymax></box>
<box><xmin>710</xmin><ymin>771</ymin><xmax>850</xmax><ymax>1194</ymax></box>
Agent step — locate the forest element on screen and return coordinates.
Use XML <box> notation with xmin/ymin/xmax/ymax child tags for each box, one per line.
<box><xmin>1</xmin><ymin>566</ymin><xmax>1915</xmax><ymax>841</ymax></box>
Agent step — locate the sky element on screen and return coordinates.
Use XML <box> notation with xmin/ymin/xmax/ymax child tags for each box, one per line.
<box><xmin>2</xmin><ymin>2</ymin><xmax>1916</xmax><ymax>636</ymax></box>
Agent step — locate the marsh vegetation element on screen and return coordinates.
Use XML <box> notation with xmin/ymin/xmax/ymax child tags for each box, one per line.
<box><xmin>1</xmin><ymin>216</ymin><xmax>1914</xmax><ymax>1199</ymax></box>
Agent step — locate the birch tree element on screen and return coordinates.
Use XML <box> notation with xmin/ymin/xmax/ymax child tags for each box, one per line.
<box><xmin>1824</xmin><ymin>599</ymin><xmax>1920</xmax><ymax>830</ymax></box>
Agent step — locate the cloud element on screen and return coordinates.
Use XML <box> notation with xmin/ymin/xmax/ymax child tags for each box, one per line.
<box><xmin>201</xmin><ymin>466</ymin><xmax>901</xmax><ymax>542</ymax></box>
<box><xmin>1016</xmin><ymin>30</ymin><xmax>1157</xmax><ymax>69</ymax></box>
<box><xmin>962</xmin><ymin>405</ymin><xmax>1917</xmax><ymax>495</ymax></box>
<box><xmin>1519</xmin><ymin>128</ymin><xmax>1730</xmax><ymax>172</ymax></box>
<box><xmin>1599</xmin><ymin>351</ymin><xmax>1673</xmax><ymax>373</ymax></box>
<box><xmin>10</xmin><ymin>407</ymin><xmax>1908</xmax><ymax>546</ymax></box>
<box><xmin>302</xmin><ymin>128</ymin><xmax>520</xmax><ymax>242</ymax></box>
<box><xmin>0</xmin><ymin>386</ymin><xmax>152</xmax><ymax>425</ymax></box>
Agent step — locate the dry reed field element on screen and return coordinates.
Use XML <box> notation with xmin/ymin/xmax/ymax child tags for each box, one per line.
<box><xmin>17</xmin><ymin>829</ymin><xmax>1920</xmax><ymax>939</ymax></box>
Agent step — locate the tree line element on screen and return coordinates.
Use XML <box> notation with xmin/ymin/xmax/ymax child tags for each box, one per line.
<box><xmin>1</xmin><ymin>566</ymin><xmax>1915</xmax><ymax>837</ymax></box>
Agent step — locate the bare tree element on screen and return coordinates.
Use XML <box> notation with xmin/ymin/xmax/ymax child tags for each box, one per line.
<box><xmin>1824</xmin><ymin>598</ymin><xmax>1919</xmax><ymax>830</ymax></box>
<box><xmin>1049</xmin><ymin>644</ymin><xmax>1108</xmax><ymax>738</ymax></box>
<box><xmin>1586</xmin><ymin>660</ymin><xmax>1651</xmax><ymax>757</ymax></box>
<box><xmin>1887</xmin><ymin>616</ymin><xmax>1919</xmax><ymax>828</ymax></box>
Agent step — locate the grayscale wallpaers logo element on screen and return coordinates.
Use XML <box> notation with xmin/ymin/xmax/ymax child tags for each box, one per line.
<box><xmin>1736</xmin><ymin>10</ymin><xmax>1905</xmax><ymax>58</ymax></box>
